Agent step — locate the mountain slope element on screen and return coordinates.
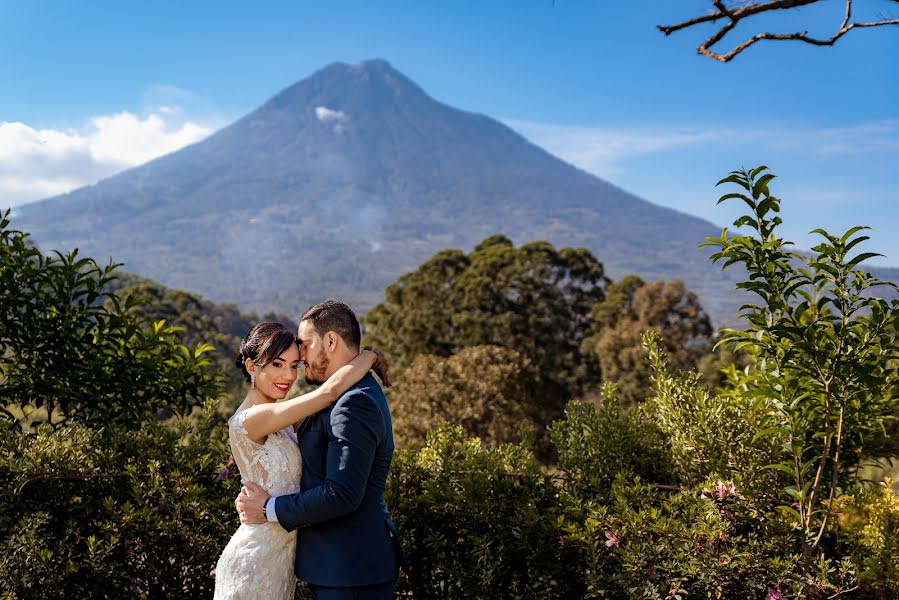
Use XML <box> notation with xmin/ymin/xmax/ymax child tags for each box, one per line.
<box><xmin>15</xmin><ymin>59</ymin><xmax>752</xmax><ymax>323</ymax></box>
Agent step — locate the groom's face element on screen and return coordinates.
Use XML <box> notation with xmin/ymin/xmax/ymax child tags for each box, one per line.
<box><xmin>297</xmin><ymin>320</ymin><xmax>329</xmax><ymax>385</ymax></box>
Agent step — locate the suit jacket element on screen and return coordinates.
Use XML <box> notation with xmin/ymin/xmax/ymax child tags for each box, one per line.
<box><xmin>274</xmin><ymin>372</ymin><xmax>403</xmax><ymax>587</ymax></box>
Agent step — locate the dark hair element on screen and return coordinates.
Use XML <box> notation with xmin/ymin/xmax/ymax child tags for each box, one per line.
<box><xmin>235</xmin><ymin>322</ymin><xmax>298</xmax><ymax>383</ymax></box>
<box><xmin>299</xmin><ymin>300</ymin><xmax>361</xmax><ymax>351</ymax></box>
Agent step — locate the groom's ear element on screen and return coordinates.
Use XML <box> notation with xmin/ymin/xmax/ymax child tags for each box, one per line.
<box><xmin>325</xmin><ymin>331</ymin><xmax>337</xmax><ymax>352</ymax></box>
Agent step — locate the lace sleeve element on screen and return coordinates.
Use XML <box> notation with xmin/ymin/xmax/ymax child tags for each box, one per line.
<box><xmin>228</xmin><ymin>408</ymin><xmax>265</xmax><ymax>485</ymax></box>
<box><xmin>227</xmin><ymin>407</ymin><xmax>302</xmax><ymax>496</ymax></box>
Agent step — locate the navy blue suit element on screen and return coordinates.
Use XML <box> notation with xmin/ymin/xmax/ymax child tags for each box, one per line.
<box><xmin>274</xmin><ymin>373</ymin><xmax>403</xmax><ymax>596</ymax></box>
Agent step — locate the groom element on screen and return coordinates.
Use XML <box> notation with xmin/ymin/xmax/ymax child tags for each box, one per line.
<box><xmin>236</xmin><ymin>300</ymin><xmax>403</xmax><ymax>599</ymax></box>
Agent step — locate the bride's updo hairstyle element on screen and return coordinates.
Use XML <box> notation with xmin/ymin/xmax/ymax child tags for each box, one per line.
<box><xmin>236</xmin><ymin>322</ymin><xmax>297</xmax><ymax>383</ymax></box>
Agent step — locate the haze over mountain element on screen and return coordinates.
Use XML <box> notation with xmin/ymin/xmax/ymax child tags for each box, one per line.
<box><xmin>12</xmin><ymin>59</ymin><xmax>849</xmax><ymax>324</ymax></box>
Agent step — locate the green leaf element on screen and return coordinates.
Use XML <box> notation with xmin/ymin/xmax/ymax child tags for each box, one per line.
<box><xmin>761</xmin><ymin>463</ymin><xmax>796</xmax><ymax>476</ymax></box>
<box><xmin>751</xmin><ymin>173</ymin><xmax>777</xmax><ymax>198</ymax></box>
<box><xmin>749</xmin><ymin>165</ymin><xmax>770</xmax><ymax>179</ymax></box>
<box><xmin>716</xmin><ymin>173</ymin><xmax>749</xmax><ymax>188</ymax></box>
<box><xmin>777</xmin><ymin>506</ymin><xmax>802</xmax><ymax>521</ymax></box>
<box><xmin>846</xmin><ymin>252</ymin><xmax>881</xmax><ymax>271</ymax></box>
<box><xmin>752</xmin><ymin>426</ymin><xmax>791</xmax><ymax>443</ymax></box>
<box><xmin>839</xmin><ymin>225</ymin><xmax>870</xmax><ymax>243</ymax></box>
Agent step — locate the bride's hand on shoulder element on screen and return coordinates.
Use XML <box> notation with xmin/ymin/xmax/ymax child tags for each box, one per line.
<box><xmin>363</xmin><ymin>346</ymin><xmax>391</xmax><ymax>388</ymax></box>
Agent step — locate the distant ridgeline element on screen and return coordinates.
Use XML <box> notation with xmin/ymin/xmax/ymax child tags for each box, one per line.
<box><xmin>11</xmin><ymin>59</ymin><xmax>899</xmax><ymax>326</ymax></box>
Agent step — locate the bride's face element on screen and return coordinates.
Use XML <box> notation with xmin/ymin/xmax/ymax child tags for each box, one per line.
<box><xmin>254</xmin><ymin>344</ymin><xmax>300</xmax><ymax>400</ymax></box>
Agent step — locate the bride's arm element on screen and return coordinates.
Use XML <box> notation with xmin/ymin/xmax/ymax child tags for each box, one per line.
<box><xmin>242</xmin><ymin>350</ymin><xmax>379</xmax><ymax>442</ymax></box>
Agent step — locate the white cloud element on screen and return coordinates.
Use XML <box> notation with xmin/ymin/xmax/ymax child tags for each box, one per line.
<box><xmin>314</xmin><ymin>106</ymin><xmax>348</xmax><ymax>122</ymax></box>
<box><xmin>804</xmin><ymin>121</ymin><xmax>899</xmax><ymax>156</ymax></box>
<box><xmin>506</xmin><ymin>119</ymin><xmax>722</xmax><ymax>177</ymax></box>
<box><xmin>506</xmin><ymin>119</ymin><xmax>899</xmax><ymax>178</ymax></box>
<box><xmin>1</xmin><ymin>107</ymin><xmax>216</xmax><ymax>208</ymax></box>
<box><xmin>86</xmin><ymin>112</ymin><xmax>212</xmax><ymax>165</ymax></box>
<box><xmin>505</xmin><ymin>118</ymin><xmax>899</xmax><ymax>179</ymax></box>
<box><xmin>314</xmin><ymin>106</ymin><xmax>349</xmax><ymax>134</ymax></box>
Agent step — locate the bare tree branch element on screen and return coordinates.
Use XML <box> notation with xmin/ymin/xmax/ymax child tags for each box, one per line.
<box><xmin>659</xmin><ymin>0</ymin><xmax>899</xmax><ymax>62</ymax></box>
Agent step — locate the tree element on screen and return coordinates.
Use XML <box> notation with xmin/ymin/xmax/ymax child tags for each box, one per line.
<box><xmin>587</xmin><ymin>275</ymin><xmax>713</xmax><ymax>406</ymax></box>
<box><xmin>0</xmin><ymin>210</ymin><xmax>219</xmax><ymax>429</ymax></box>
<box><xmin>364</xmin><ymin>235</ymin><xmax>607</xmax><ymax>411</ymax></box>
<box><xmin>702</xmin><ymin>166</ymin><xmax>899</xmax><ymax>561</ymax></box>
<box><xmin>659</xmin><ymin>0</ymin><xmax>899</xmax><ymax>62</ymax></box>
<box><xmin>109</xmin><ymin>276</ymin><xmax>296</xmax><ymax>411</ymax></box>
<box><xmin>390</xmin><ymin>345</ymin><xmax>539</xmax><ymax>449</ymax></box>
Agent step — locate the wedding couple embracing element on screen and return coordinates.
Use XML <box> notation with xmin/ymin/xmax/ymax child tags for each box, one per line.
<box><xmin>214</xmin><ymin>300</ymin><xmax>405</xmax><ymax>600</ymax></box>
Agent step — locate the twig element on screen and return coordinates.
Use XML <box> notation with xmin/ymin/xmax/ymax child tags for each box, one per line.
<box><xmin>659</xmin><ymin>0</ymin><xmax>899</xmax><ymax>62</ymax></box>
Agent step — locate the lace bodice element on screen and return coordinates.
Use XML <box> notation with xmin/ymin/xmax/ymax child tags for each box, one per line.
<box><xmin>214</xmin><ymin>406</ymin><xmax>303</xmax><ymax>600</ymax></box>
<box><xmin>228</xmin><ymin>405</ymin><xmax>303</xmax><ymax>496</ymax></box>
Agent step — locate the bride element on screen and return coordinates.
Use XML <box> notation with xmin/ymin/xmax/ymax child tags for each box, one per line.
<box><xmin>214</xmin><ymin>321</ymin><xmax>387</xmax><ymax>600</ymax></box>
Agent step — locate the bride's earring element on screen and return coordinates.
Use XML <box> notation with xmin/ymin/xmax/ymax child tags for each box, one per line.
<box><xmin>251</xmin><ymin>376</ymin><xmax>255</xmax><ymax>389</ymax></box>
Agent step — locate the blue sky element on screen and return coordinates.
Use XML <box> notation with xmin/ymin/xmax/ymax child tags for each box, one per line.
<box><xmin>2</xmin><ymin>1</ymin><xmax>898</xmax><ymax>263</ymax></box>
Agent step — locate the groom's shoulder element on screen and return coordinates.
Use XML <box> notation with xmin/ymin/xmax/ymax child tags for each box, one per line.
<box><xmin>346</xmin><ymin>373</ymin><xmax>384</xmax><ymax>399</ymax></box>
<box><xmin>331</xmin><ymin>373</ymin><xmax>384</xmax><ymax>410</ymax></box>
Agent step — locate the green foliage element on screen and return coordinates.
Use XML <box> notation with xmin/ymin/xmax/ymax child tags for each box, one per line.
<box><xmin>0</xmin><ymin>401</ymin><xmax>238</xmax><ymax>599</ymax></box>
<box><xmin>388</xmin><ymin>425</ymin><xmax>857</xmax><ymax>599</ymax></box>
<box><xmin>0</xmin><ymin>210</ymin><xmax>220</xmax><ymax>429</ymax></box>
<box><xmin>577</xmin><ymin>477</ymin><xmax>856</xmax><ymax>599</ymax></box>
<box><xmin>6</xmin><ymin>163</ymin><xmax>899</xmax><ymax>597</ymax></box>
<box><xmin>387</xmin><ymin>424</ymin><xmax>586</xmax><ymax>599</ymax></box>
<box><xmin>109</xmin><ymin>275</ymin><xmax>295</xmax><ymax>413</ymax></box>
<box><xmin>701</xmin><ymin>167</ymin><xmax>899</xmax><ymax>557</ymax></box>
<box><xmin>836</xmin><ymin>480</ymin><xmax>899</xmax><ymax>598</ymax></box>
<box><xmin>0</xmin><ymin>412</ymin><xmax>878</xmax><ymax>599</ymax></box>
<box><xmin>550</xmin><ymin>383</ymin><xmax>673</xmax><ymax>500</ymax></box>
<box><xmin>364</xmin><ymin>235</ymin><xmax>607</xmax><ymax>412</ymax></box>
<box><xmin>696</xmin><ymin>335</ymin><xmax>755</xmax><ymax>391</ymax></box>
<box><xmin>587</xmin><ymin>276</ymin><xmax>713</xmax><ymax>407</ymax></box>
<box><xmin>644</xmin><ymin>330</ymin><xmax>785</xmax><ymax>496</ymax></box>
<box><xmin>390</xmin><ymin>345</ymin><xmax>540</xmax><ymax>450</ymax></box>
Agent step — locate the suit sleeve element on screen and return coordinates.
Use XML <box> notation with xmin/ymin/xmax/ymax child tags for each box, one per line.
<box><xmin>273</xmin><ymin>389</ymin><xmax>382</xmax><ymax>531</ymax></box>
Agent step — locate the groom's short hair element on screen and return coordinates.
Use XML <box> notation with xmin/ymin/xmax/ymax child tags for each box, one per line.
<box><xmin>300</xmin><ymin>300</ymin><xmax>361</xmax><ymax>351</ymax></box>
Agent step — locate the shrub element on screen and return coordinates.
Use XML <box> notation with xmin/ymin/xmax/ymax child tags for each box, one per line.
<box><xmin>836</xmin><ymin>480</ymin><xmax>899</xmax><ymax>598</ymax></box>
<box><xmin>386</xmin><ymin>424</ymin><xmax>586</xmax><ymax>599</ymax></box>
<box><xmin>577</xmin><ymin>477</ymin><xmax>856</xmax><ymax>599</ymax></box>
<box><xmin>643</xmin><ymin>330</ymin><xmax>785</xmax><ymax>497</ymax></box>
<box><xmin>0</xmin><ymin>401</ymin><xmax>239</xmax><ymax>598</ymax></box>
<box><xmin>549</xmin><ymin>382</ymin><xmax>674</xmax><ymax>501</ymax></box>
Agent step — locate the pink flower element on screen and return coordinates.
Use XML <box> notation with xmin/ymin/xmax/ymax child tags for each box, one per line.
<box><xmin>716</xmin><ymin>480</ymin><xmax>729</xmax><ymax>498</ymax></box>
<box><xmin>227</xmin><ymin>455</ymin><xmax>235</xmax><ymax>466</ymax></box>
<box><xmin>604</xmin><ymin>531</ymin><xmax>619</xmax><ymax>548</ymax></box>
<box><xmin>123</xmin><ymin>539</ymin><xmax>134</xmax><ymax>558</ymax></box>
<box><xmin>704</xmin><ymin>480</ymin><xmax>740</xmax><ymax>501</ymax></box>
<box><xmin>215</xmin><ymin>467</ymin><xmax>229</xmax><ymax>481</ymax></box>
<box><xmin>511</xmin><ymin>527</ymin><xmax>522</xmax><ymax>539</ymax></box>
<box><xmin>766</xmin><ymin>587</ymin><xmax>784</xmax><ymax>600</ymax></box>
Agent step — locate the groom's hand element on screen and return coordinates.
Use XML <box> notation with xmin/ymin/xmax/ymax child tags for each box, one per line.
<box><xmin>235</xmin><ymin>481</ymin><xmax>270</xmax><ymax>524</ymax></box>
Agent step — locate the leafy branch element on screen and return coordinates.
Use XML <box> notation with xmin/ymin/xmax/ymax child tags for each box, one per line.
<box><xmin>700</xmin><ymin>166</ymin><xmax>899</xmax><ymax>562</ymax></box>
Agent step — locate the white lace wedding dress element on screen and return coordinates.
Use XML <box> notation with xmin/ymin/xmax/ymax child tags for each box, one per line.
<box><xmin>214</xmin><ymin>406</ymin><xmax>303</xmax><ymax>600</ymax></box>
